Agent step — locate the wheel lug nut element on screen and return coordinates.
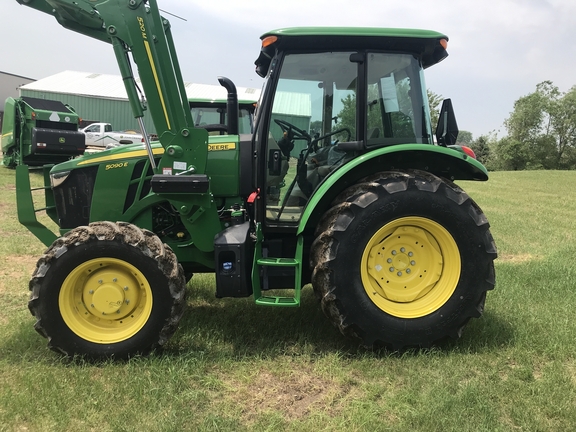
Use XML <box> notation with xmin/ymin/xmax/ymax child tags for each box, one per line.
<box><xmin>389</xmin><ymin>267</ymin><xmax>395</xmax><ymax>272</ymax></box>
<box><xmin>411</xmin><ymin>260</ymin><xmax>416</xmax><ymax>266</ymax></box>
<box><xmin>392</xmin><ymin>250</ymin><xmax>397</xmax><ymax>255</ymax></box>
<box><xmin>406</xmin><ymin>269</ymin><xmax>411</xmax><ymax>274</ymax></box>
<box><xmin>400</xmin><ymin>247</ymin><xmax>405</xmax><ymax>253</ymax></box>
<box><xmin>113</xmin><ymin>278</ymin><xmax>117</xmax><ymax>282</ymax></box>
<box><xmin>124</xmin><ymin>286</ymin><xmax>129</xmax><ymax>291</ymax></box>
<box><xmin>387</xmin><ymin>258</ymin><xmax>392</xmax><ymax>263</ymax></box>
<box><xmin>89</xmin><ymin>290</ymin><xmax>94</xmax><ymax>294</ymax></box>
<box><xmin>408</xmin><ymin>252</ymin><xmax>413</xmax><ymax>257</ymax></box>
<box><xmin>91</xmin><ymin>304</ymin><xmax>94</xmax><ymax>308</ymax></box>
<box><xmin>98</xmin><ymin>280</ymin><xmax>103</xmax><ymax>284</ymax></box>
<box><xmin>397</xmin><ymin>271</ymin><xmax>402</xmax><ymax>276</ymax></box>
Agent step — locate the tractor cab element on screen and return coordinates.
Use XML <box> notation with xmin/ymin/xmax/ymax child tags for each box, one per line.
<box><xmin>252</xmin><ymin>28</ymin><xmax>452</xmax><ymax>227</ymax></box>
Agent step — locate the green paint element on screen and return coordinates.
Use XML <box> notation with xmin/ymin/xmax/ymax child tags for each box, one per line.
<box><xmin>297</xmin><ymin>144</ymin><xmax>489</xmax><ymax>235</ymax></box>
<box><xmin>15</xmin><ymin>165</ymin><xmax>58</xmax><ymax>246</ymax></box>
<box><xmin>252</xmin><ymin>223</ymin><xmax>303</xmax><ymax>307</ymax></box>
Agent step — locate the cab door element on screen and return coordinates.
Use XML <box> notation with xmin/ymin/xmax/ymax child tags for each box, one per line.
<box><xmin>254</xmin><ymin>51</ymin><xmax>359</xmax><ymax>229</ymax></box>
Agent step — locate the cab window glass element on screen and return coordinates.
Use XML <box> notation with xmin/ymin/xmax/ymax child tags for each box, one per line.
<box><xmin>264</xmin><ymin>52</ymin><xmax>357</xmax><ymax>223</ymax></box>
<box><xmin>365</xmin><ymin>53</ymin><xmax>431</xmax><ymax>146</ymax></box>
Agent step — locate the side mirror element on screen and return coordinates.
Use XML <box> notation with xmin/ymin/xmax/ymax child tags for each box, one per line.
<box><xmin>435</xmin><ymin>98</ymin><xmax>459</xmax><ymax>146</ymax></box>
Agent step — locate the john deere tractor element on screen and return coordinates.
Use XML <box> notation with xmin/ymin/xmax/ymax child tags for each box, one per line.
<box><xmin>15</xmin><ymin>0</ymin><xmax>496</xmax><ymax>359</ymax></box>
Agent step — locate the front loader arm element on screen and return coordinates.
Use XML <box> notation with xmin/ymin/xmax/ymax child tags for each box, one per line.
<box><xmin>16</xmin><ymin>0</ymin><xmax>209</xmax><ymax>173</ymax></box>
<box><xmin>16</xmin><ymin>0</ymin><xmax>221</xmax><ymax>253</ymax></box>
<box><xmin>15</xmin><ymin>0</ymin><xmax>107</xmax><ymax>40</ymax></box>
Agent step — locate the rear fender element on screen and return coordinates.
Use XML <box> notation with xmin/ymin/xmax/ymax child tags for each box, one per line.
<box><xmin>297</xmin><ymin>144</ymin><xmax>488</xmax><ymax>235</ymax></box>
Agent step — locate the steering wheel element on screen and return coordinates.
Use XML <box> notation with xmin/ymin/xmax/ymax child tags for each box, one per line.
<box><xmin>274</xmin><ymin>119</ymin><xmax>311</xmax><ymax>142</ymax></box>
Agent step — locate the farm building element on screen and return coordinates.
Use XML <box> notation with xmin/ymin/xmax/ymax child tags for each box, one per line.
<box><xmin>4</xmin><ymin>70</ymin><xmax>313</xmax><ymax>155</ymax></box>
<box><xmin>17</xmin><ymin>70</ymin><xmax>262</xmax><ymax>134</ymax></box>
<box><xmin>0</xmin><ymin>71</ymin><xmax>35</xmax><ymax>131</ymax></box>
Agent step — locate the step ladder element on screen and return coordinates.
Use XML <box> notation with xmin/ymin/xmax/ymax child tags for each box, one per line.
<box><xmin>251</xmin><ymin>223</ymin><xmax>303</xmax><ymax>307</ymax></box>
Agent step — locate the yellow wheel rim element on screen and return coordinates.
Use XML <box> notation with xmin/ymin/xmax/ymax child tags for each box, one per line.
<box><xmin>59</xmin><ymin>258</ymin><xmax>153</xmax><ymax>344</ymax></box>
<box><xmin>360</xmin><ymin>216</ymin><xmax>460</xmax><ymax>318</ymax></box>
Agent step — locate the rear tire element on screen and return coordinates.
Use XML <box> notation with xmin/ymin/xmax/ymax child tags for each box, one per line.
<box><xmin>28</xmin><ymin>221</ymin><xmax>186</xmax><ymax>359</ymax></box>
<box><xmin>310</xmin><ymin>170</ymin><xmax>497</xmax><ymax>350</ymax></box>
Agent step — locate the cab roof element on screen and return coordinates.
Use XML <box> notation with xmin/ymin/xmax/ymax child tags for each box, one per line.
<box><xmin>262</xmin><ymin>27</ymin><xmax>447</xmax><ymax>39</ymax></box>
<box><xmin>259</xmin><ymin>27</ymin><xmax>449</xmax><ymax>69</ymax></box>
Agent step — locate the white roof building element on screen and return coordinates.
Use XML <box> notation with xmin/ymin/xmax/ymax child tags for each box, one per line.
<box><xmin>20</xmin><ymin>70</ymin><xmax>261</xmax><ymax>103</ymax></box>
<box><xmin>18</xmin><ymin>71</ymin><xmax>261</xmax><ymax>132</ymax></box>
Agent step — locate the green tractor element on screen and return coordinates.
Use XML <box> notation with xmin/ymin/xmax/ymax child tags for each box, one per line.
<box><xmin>188</xmin><ymin>86</ymin><xmax>257</xmax><ymax>136</ymax></box>
<box><xmin>15</xmin><ymin>0</ymin><xmax>496</xmax><ymax>359</ymax></box>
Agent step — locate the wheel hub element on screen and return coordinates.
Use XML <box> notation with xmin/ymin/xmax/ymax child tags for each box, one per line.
<box><xmin>82</xmin><ymin>268</ymin><xmax>141</xmax><ymax>320</ymax></box>
<box><xmin>367</xmin><ymin>226</ymin><xmax>443</xmax><ymax>303</ymax></box>
<box><xmin>91</xmin><ymin>283</ymin><xmax>125</xmax><ymax>315</ymax></box>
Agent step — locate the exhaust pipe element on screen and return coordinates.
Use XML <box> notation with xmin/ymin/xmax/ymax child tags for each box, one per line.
<box><xmin>217</xmin><ymin>76</ymin><xmax>239</xmax><ymax>136</ymax></box>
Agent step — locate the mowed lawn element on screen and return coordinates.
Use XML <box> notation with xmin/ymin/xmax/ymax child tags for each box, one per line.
<box><xmin>1</xmin><ymin>168</ymin><xmax>576</xmax><ymax>431</ymax></box>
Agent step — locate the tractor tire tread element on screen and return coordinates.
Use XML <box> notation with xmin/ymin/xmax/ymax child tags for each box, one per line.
<box><xmin>28</xmin><ymin>222</ymin><xmax>186</xmax><ymax>358</ymax></box>
<box><xmin>310</xmin><ymin>170</ymin><xmax>496</xmax><ymax>350</ymax></box>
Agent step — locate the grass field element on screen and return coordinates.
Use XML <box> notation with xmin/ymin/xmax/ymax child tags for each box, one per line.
<box><xmin>1</xmin><ymin>168</ymin><xmax>576</xmax><ymax>431</ymax></box>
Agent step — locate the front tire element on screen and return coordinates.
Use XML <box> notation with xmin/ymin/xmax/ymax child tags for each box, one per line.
<box><xmin>28</xmin><ymin>221</ymin><xmax>186</xmax><ymax>359</ymax></box>
<box><xmin>310</xmin><ymin>170</ymin><xmax>497</xmax><ymax>350</ymax></box>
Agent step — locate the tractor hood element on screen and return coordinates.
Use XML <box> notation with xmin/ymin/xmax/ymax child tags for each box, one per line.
<box><xmin>49</xmin><ymin>142</ymin><xmax>165</xmax><ymax>174</ymax></box>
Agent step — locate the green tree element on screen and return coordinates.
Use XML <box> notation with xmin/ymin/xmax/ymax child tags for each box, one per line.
<box><xmin>469</xmin><ymin>134</ymin><xmax>491</xmax><ymax>165</ymax></box>
<box><xmin>456</xmin><ymin>130</ymin><xmax>473</xmax><ymax>145</ymax></box>
<box><xmin>333</xmin><ymin>93</ymin><xmax>357</xmax><ymax>140</ymax></box>
<box><xmin>548</xmin><ymin>85</ymin><xmax>576</xmax><ymax>168</ymax></box>
<box><xmin>493</xmin><ymin>137</ymin><xmax>530</xmax><ymax>171</ymax></box>
<box><xmin>427</xmin><ymin>89</ymin><xmax>443</xmax><ymax>129</ymax></box>
<box><xmin>499</xmin><ymin>81</ymin><xmax>576</xmax><ymax>170</ymax></box>
<box><xmin>309</xmin><ymin>120</ymin><xmax>323</xmax><ymax>136</ymax></box>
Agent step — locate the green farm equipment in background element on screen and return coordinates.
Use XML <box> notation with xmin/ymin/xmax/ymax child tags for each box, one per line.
<box><xmin>189</xmin><ymin>90</ymin><xmax>257</xmax><ymax>136</ymax></box>
<box><xmin>14</xmin><ymin>0</ymin><xmax>496</xmax><ymax>359</ymax></box>
<box><xmin>2</xmin><ymin>96</ymin><xmax>85</xmax><ymax>167</ymax></box>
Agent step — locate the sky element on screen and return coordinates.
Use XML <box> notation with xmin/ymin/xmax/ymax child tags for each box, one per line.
<box><xmin>2</xmin><ymin>0</ymin><xmax>576</xmax><ymax>139</ymax></box>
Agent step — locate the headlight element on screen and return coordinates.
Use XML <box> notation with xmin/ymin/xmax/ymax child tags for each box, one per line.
<box><xmin>50</xmin><ymin>170</ymin><xmax>71</xmax><ymax>188</ymax></box>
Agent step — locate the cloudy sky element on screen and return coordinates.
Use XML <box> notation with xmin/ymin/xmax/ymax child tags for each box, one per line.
<box><xmin>2</xmin><ymin>0</ymin><xmax>576</xmax><ymax>139</ymax></box>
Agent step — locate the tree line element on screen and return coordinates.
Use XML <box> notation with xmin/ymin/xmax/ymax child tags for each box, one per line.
<box><xmin>429</xmin><ymin>81</ymin><xmax>576</xmax><ymax>170</ymax></box>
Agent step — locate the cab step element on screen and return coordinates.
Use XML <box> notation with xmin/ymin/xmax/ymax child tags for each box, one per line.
<box><xmin>255</xmin><ymin>296</ymin><xmax>299</xmax><ymax>306</ymax></box>
<box><xmin>252</xmin><ymin>224</ymin><xmax>303</xmax><ymax>307</ymax></box>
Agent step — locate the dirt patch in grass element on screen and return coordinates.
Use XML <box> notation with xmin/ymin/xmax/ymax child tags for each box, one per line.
<box><xmin>498</xmin><ymin>253</ymin><xmax>538</xmax><ymax>263</ymax></box>
<box><xmin>224</xmin><ymin>366</ymin><xmax>361</xmax><ymax>423</ymax></box>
